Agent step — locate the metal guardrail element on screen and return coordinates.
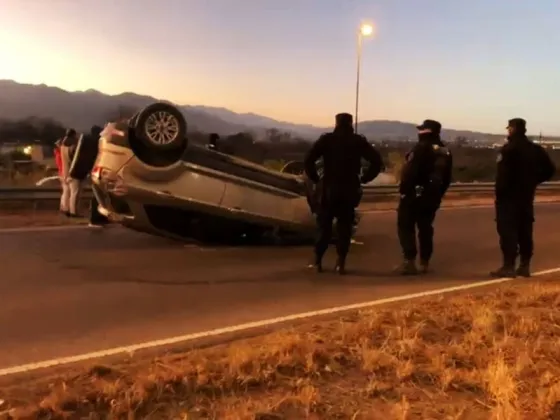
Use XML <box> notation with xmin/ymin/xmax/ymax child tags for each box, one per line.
<box><xmin>0</xmin><ymin>187</ymin><xmax>93</xmax><ymax>201</ymax></box>
<box><xmin>0</xmin><ymin>182</ymin><xmax>559</xmax><ymax>202</ymax></box>
<box><xmin>361</xmin><ymin>181</ymin><xmax>560</xmax><ymax>197</ymax></box>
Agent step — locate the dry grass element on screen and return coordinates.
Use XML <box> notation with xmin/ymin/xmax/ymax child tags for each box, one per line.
<box><xmin>2</xmin><ymin>279</ymin><xmax>560</xmax><ymax>419</ymax></box>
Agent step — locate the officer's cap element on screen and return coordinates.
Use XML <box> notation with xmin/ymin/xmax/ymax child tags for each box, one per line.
<box><xmin>506</xmin><ymin>118</ymin><xmax>526</xmax><ymax>130</ymax></box>
<box><xmin>416</xmin><ymin>119</ymin><xmax>442</xmax><ymax>134</ymax></box>
<box><xmin>335</xmin><ymin>113</ymin><xmax>353</xmax><ymax>126</ymax></box>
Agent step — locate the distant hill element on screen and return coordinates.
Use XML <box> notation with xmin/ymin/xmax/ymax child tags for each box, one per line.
<box><xmin>0</xmin><ymin>79</ymin><xmax>509</xmax><ymax>143</ymax></box>
<box><xmin>0</xmin><ymin>80</ymin><xmax>251</xmax><ymax>137</ymax></box>
<box><xmin>191</xmin><ymin>105</ymin><xmax>322</xmax><ymax>138</ymax></box>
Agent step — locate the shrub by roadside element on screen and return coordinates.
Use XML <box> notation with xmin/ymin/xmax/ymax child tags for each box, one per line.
<box><xmin>1</xmin><ymin>279</ymin><xmax>559</xmax><ymax>419</ymax></box>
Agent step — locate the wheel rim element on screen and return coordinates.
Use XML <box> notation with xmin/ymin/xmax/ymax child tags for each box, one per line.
<box><xmin>280</xmin><ymin>161</ymin><xmax>304</xmax><ymax>175</ymax></box>
<box><xmin>144</xmin><ymin>111</ymin><xmax>180</xmax><ymax>145</ymax></box>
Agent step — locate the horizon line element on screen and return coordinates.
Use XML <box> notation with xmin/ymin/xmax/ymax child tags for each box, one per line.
<box><xmin>0</xmin><ymin>78</ymin><xmax>553</xmax><ymax>137</ymax></box>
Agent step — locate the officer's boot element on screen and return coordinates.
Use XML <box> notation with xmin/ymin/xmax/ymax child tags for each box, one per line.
<box><xmin>489</xmin><ymin>258</ymin><xmax>516</xmax><ymax>278</ymax></box>
<box><xmin>335</xmin><ymin>255</ymin><xmax>347</xmax><ymax>275</ymax></box>
<box><xmin>395</xmin><ymin>259</ymin><xmax>418</xmax><ymax>276</ymax></box>
<box><xmin>307</xmin><ymin>253</ymin><xmax>324</xmax><ymax>273</ymax></box>
<box><xmin>516</xmin><ymin>259</ymin><xmax>531</xmax><ymax>278</ymax></box>
<box><xmin>419</xmin><ymin>259</ymin><xmax>430</xmax><ymax>274</ymax></box>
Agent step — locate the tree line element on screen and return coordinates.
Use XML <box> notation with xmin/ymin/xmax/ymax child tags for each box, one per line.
<box><xmin>1</xmin><ymin>116</ymin><xmax>559</xmax><ymax>182</ymax></box>
<box><xmin>0</xmin><ymin>117</ymin><xmax>66</xmax><ymax>146</ymax></box>
<box><xmin>187</xmin><ymin>131</ymin><xmax>560</xmax><ymax>182</ymax></box>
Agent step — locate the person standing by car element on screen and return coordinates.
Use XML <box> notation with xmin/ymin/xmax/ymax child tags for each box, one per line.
<box><xmin>396</xmin><ymin>119</ymin><xmax>453</xmax><ymax>275</ymax></box>
<box><xmin>88</xmin><ymin>125</ymin><xmax>110</xmax><ymax>227</ymax></box>
<box><xmin>490</xmin><ymin>118</ymin><xmax>556</xmax><ymax>278</ymax></box>
<box><xmin>304</xmin><ymin>112</ymin><xmax>383</xmax><ymax>274</ymax></box>
<box><xmin>60</xmin><ymin>128</ymin><xmax>82</xmax><ymax>217</ymax></box>
<box><xmin>53</xmin><ymin>137</ymin><xmax>69</xmax><ymax>215</ymax></box>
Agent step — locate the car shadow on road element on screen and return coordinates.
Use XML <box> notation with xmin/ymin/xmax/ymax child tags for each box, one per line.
<box><xmin>75</xmin><ymin>266</ymin><xmax>339</xmax><ymax>287</ymax></box>
<box><xmin>72</xmin><ymin>259</ymin><xmax>498</xmax><ymax>288</ymax></box>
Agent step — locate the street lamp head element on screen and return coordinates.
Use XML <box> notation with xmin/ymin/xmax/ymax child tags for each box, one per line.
<box><xmin>359</xmin><ymin>23</ymin><xmax>374</xmax><ymax>37</ymax></box>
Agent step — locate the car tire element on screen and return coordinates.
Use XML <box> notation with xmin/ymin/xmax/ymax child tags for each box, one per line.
<box><xmin>128</xmin><ymin>103</ymin><xmax>189</xmax><ymax>167</ymax></box>
<box><xmin>128</xmin><ymin>111</ymin><xmax>140</xmax><ymax>127</ymax></box>
<box><xmin>132</xmin><ymin>102</ymin><xmax>187</xmax><ymax>152</ymax></box>
<box><xmin>280</xmin><ymin>160</ymin><xmax>305</xmax><ymax>175</ymax></box>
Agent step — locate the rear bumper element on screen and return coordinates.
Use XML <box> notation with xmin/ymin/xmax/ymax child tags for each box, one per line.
<box><xmin>96</xmin><ymin>203</ymin><xmax>132</xmax><ymax>223</ymax></box>
<box><xmin>93</xmin><ymin>184</ymin><xmax>175</xmax><ymax>238</ymax></box>
<box><xmin>92</xmin><ymin>183</ymin><xmax>134</xmax><ymax>221</ymax></box>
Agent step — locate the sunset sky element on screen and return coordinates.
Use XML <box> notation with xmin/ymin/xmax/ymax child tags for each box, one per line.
<box><xmin>0</xmin><ymin>0</ymin><xmax>559</xmax><ymax>133</ymax></box>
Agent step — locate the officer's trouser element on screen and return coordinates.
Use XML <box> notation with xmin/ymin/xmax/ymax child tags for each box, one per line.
<box><xmin>397</xmin><ymin>195</ymin><xmax>440</xmax><ymax>262</ymax></box>
<box><xmin>495</xmin><ymin>201</ymin><xmax>534</xmax><ymax>266</ymax></box>
<box><xmin>316</xmin><ymin>186</ymin><xmax>357</xmax><ymax>258</ymax></box>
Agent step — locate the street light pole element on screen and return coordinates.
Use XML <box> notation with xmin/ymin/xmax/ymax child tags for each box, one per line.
<box><xmin>354</xmin><ymin>23</ymin><xmax>374</xmax><ymax>134</ymax></box>
<box><xmin>355</xmin><ymin>34</ymin><xmax>363</xmax><ymax>134</ymax></box>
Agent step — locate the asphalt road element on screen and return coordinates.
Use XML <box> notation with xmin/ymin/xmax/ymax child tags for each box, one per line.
<box><xmin>0</xmin><ymin>203</ymin><xmax>559</xmax><ymax>370</ymax></box>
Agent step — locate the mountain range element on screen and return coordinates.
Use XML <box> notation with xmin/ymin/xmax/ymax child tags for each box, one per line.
<box><xmin>0</xmin><ymin>79</ymin><xmax>503</xmax><ymax>143</ymax></box>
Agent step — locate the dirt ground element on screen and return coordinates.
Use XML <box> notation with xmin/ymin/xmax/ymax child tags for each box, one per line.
<box><xmin>0</xmin><ymin>212</ymin><xmax>88</xmax><ymax>228</ymax></box>
<box><xmin>0</xmin><ymin>278</ymin><xmax>559</xmax><ymax>419</ymax></box>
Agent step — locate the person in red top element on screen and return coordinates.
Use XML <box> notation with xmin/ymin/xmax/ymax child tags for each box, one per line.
<box><xmin>54</xmin><ymin>143</ymin><xmax>62</xmax><ymax>174</ymax></box>
<box><xmin>56</xmin><ymin>128</ymin><xmax>80</xmax><ymax>217</ymax></box>
<box><xmin>53</xmin><ymin>138</ymin><xmax>68</xmax><ymax>214</ymax></box>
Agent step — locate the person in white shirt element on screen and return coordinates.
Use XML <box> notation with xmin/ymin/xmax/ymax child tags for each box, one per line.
<box><xmin>60</xmin><ymin>128</ymin><xmax>82</xmax><ymax>217</ymax></box>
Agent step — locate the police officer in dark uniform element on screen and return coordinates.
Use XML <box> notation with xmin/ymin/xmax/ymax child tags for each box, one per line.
<box><xmin>304</xmin><ymin>113</ymin><xmax>383</xmax><ymax>274</ymax></box>
<box><xmin>490</xmin><ymin>118</ymin><xmax>556</xmax><ymax>278</ymax></box>
<box><xmin>396</xmin><ymin>119</ymin><xmax>453</xmax><ymax>275</ymax></box>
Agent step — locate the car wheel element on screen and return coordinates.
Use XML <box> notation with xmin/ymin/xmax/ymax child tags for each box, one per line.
<box><xmin>280</xmin><ymin>160</ymin><xmax>304</xmax><ymax>175</ymax></box>
<box><xmin>128</xmin><ymin>111</ymin><xmax>140</xmax><ymax>126</ymax></box>
<box><xmin>132</xmin><ymin>102</ymin><xmax>187</xmax><ymax>152</ymax></box>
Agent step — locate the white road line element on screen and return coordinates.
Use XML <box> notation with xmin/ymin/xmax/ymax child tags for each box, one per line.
<box><xmin>0</xmin><ymin>266</ymin><xmax>559</xmax><ymax>377</ymax></box>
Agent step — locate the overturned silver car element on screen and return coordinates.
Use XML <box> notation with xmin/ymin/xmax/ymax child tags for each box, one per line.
<box><xmin>77</xmin><ymin>102</ymin><xmax>362</xmax><ymax>243</ymax></box>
